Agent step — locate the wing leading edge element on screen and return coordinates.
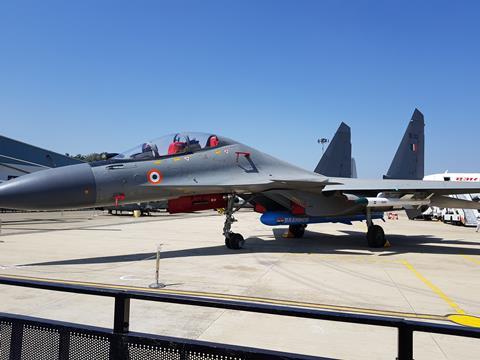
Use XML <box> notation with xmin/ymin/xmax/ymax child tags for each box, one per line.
<box><xmin>324</xmin><ymin>178</ymin><xmax>480</xmax><ymax>197</ymax></box>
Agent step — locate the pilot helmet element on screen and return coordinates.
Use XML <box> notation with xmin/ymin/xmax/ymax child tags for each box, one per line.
<box><xmin>142</xmin><ymin>142</ymin><xmax>153</xmax><ymax>152</ymax></box>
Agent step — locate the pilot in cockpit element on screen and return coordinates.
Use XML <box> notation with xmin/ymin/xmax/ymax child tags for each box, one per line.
<box><xmin>133</xmin><ymin>142</ymin><xmax>159</xmax><ymax>160</ymax></box>
<box><xmin>144</xmin><ymin>142</ymin><xmax>159</xmax><ymax>156</ymax></box>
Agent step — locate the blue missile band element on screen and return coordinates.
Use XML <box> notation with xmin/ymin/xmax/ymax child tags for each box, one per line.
<box><xmin>260</xmin><ymin>211</ymin><xmax>384</xmax><ymax>226</ymax></box>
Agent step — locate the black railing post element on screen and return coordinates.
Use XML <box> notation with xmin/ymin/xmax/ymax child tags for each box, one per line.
<box><xmin>9</xmin><ymin>322</ymin><xmax>23</xmax><ymax>360</ymax></box>
<box><xmin>113</xmin><ymin>295</ymin><xmax>130</xmax><ymax>334</ymax></box>
<box><xmin>58</xmin><ymin>330</ymin><xmax>70</xmax><ymax>360</ymax></box>
<box><xmin>397</xmin><ymin>324</ymin><xmax>413</xmax><ymax>360</ymax></box>
<box><xmin>110</xmin><ymin>295</ymin><xmax>131</xmax><ymax>360</ymax></box>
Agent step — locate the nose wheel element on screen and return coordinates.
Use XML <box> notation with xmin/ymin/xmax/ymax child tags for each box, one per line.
<box><xmin>223</xmin><ymin>194</ymin><xmax>246</xmax><ymax>249</ymax></box>
<box><xmin>225</xmin><ymin>232</ymin><xmax>245</xmax><ymax>249</ymax></box>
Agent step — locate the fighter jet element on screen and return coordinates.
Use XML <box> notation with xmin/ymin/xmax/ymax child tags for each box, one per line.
<box><xmin>1</xmin><ymin>111</ymin><xmax>480</xmax><ymax>249</ymax></box>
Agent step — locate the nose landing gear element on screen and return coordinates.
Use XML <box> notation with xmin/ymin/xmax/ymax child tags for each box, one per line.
<box><xmin>223</xmin><ymin>194</ymin><xmax>245</xmax><ymax>249</ymax></box>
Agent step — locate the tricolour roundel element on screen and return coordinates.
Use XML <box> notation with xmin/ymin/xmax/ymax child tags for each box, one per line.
<box><xmin>147</xmin><ymin>169</ymin><xmax>163</xmax><ymax>185</ymax></box>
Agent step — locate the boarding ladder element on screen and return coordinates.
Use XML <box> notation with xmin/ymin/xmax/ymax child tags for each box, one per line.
<box><xmin>452</xmin><ymin>194</ymin><xmax>478</xmax><ymax>226</ymax></box>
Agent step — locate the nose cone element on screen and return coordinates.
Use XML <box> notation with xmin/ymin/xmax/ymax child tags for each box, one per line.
<box><xmin>0</xmin><ymin>163</ymin><xmax>97</xmax><ymax>210</ymax></box>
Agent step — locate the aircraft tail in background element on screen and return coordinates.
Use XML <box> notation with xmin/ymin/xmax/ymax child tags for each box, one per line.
<box><xmin>314</xmin><ymin>122</ymin><xmax>352</xmax><ymax>178</ymax></box>
<box><xmin>384</xmin><ymin>108</ymin><xmax>425</xmax><ymax>180</ymax></box>
<box><xmin>383</xmin><ymin>108</ymin><xmax>425</xmax><ymax>219</ymax></box>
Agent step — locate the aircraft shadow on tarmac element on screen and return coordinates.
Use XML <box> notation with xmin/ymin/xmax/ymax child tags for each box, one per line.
<box><xmin>23</xmin><ymin>228</ymin><xmax>479</xmax><ymax>267</ymax></box>
<box><xmin>0</xmin><ymin>214</ymin><xmax>220</xmax><ymax>237</ymax></box>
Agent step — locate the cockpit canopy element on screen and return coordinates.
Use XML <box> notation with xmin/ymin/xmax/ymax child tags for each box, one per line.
<box><xmin>114</xmin><ymin>132</ymin><xmax>232</xmax><ymax>160</ymax></box>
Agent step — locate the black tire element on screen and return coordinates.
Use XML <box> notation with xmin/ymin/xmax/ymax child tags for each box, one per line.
<box><xmin>367</xmin><ymin>225</ymin><xmax>386</xmax><ymax>248</ymax></box>
<box><xmin>225</xmin><ymin>237</ymin><xmax>233</xmax><ymax>249</ymax></box>
<box><xmin>228</xmin><ymin>233</ymin><xmax>245</xmax><ymax>249</ymax></box>
<box><xmin>289</xmin><ymin>224</ymin><xmax>306</xmax><ymax>238</ymax></box>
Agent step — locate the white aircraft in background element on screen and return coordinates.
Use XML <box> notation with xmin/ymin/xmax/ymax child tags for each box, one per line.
<box><xmin>424</xmin><ymin>172</ymin><xmax>480</xmax><ymax>183</ymax></box>
<box><xmin>423</xmin><ymin>172</ymin><xmax>480</xmax><ymax>225</ymax></box>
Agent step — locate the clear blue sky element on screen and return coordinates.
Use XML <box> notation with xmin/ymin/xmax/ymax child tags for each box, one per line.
<box><xmin>0</xmin><ymin>1</ymin><xmax>478</xmax><ymax>177</ymax></box>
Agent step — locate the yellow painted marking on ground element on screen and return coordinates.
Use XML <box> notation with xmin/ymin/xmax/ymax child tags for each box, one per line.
<box><xmin>0</xmin><ymin>273</ymin><xmax>445</xmax><ymax>321</ymax></box>
<box><xmin>401</xmin><ymin>260</ymin><xmax>466</xmax><ymax>315</ymax></box>
<box><xmin>448</xmin><ymin>314</ymin><xmax>480</xmax><ymax>328</ymax></box>
<box><xmin>462</xmin><ymin>255</ymin><xmax>480</xmax><ymax>266</ymax></box>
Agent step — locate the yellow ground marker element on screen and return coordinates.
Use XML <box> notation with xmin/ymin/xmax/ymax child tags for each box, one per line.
<box><xmin>401</xmin><ymin>260</ymin><xmax>466</xmax><ymax>315</ymax></box>
<box><xmin>462</xmin><ymin>255</ymin><xmax>480</xmax><ymax>266</ymax></box>
<box><xmin>448</xmin><ymin>314</ymin><xmax>480</xmax><ymax>328</ymax></box>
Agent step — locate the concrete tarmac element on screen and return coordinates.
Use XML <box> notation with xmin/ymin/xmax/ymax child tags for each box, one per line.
<box><xmin>0</xmin><ymin>210</ymin><xmax>479</xmax><ymax>359</ymax></box>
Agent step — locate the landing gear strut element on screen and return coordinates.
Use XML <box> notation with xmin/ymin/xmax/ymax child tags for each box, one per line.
<box><xmin>366</xmin><ymin>209</ymin><xmax>386</xmax><ymax>248</ymax></box>
<box><xmin>223</xmin><ymin>194</ymin><xmax>245</xmax><ymax>250</ymax></box>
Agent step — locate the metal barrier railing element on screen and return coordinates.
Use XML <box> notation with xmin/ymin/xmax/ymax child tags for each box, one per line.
<box><xmin>0</xmin><ymin>312</ymin><xmax>327</xmax><ymax>360</ymax></box>
<box><xmin>0</xmin><ymin>275</ymin><xmax>479</xmax><ymax>360</ymax></box>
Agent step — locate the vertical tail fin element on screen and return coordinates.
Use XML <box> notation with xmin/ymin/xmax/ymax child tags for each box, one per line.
<box><xmin>384</xmin><ymin>108</ymin><xmax>425</xmax><ymax>180</ymax></box>
<box><xmin>314</xmin><ymin>122</ymin><xmax>352</xmax><ymax>178</ymax></box>
<box><xmin>384</xmin><ymin>108</ymin><xmax>425</xmax><ymax>220</ymax></box>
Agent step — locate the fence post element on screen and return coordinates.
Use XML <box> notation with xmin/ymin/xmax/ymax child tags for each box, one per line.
<box><xmin>110</xmin><ymin>295</ymin><xmax>131</xmax><ymax>360</ymax></box>
<box><xmin>113</xmin><ymin>295</ymin><xmax>130</xmax><ymax>333</ymax></box>
<box><xmin>58</xmin><ymin>330</ymin><xmax>70</xmax><ymax>360</ymax></box>
<box><xmin>397</xmin><ymin>324</ymin><xmax>413</xmax><ymax>360</ymax></box>
<box><xmin>9</xmin><ymin>322</ymin><xmax>23</xmax><ymax>360</ymax></box>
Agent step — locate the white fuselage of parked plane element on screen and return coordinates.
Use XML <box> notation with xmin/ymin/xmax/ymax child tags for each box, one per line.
<box><xmin>424</xmin><ymin>173</ymin><xmax>480</xmax><ymax>183</ymax></box>
<box><xmin>424</xmin><ymin>173</ymin><xmax>480</xmax><ymax>208</ymax></box>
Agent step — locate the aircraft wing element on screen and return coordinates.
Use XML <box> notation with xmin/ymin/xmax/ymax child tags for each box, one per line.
<box><xmin>429</xmin><ymin>195</ymin><xmax>480</xmax><ymax>209</ymax></box>
<box><xmin>323</xmin><ymin>178</ymin><xmax>480</xmax><ymax>197</ymax></box>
